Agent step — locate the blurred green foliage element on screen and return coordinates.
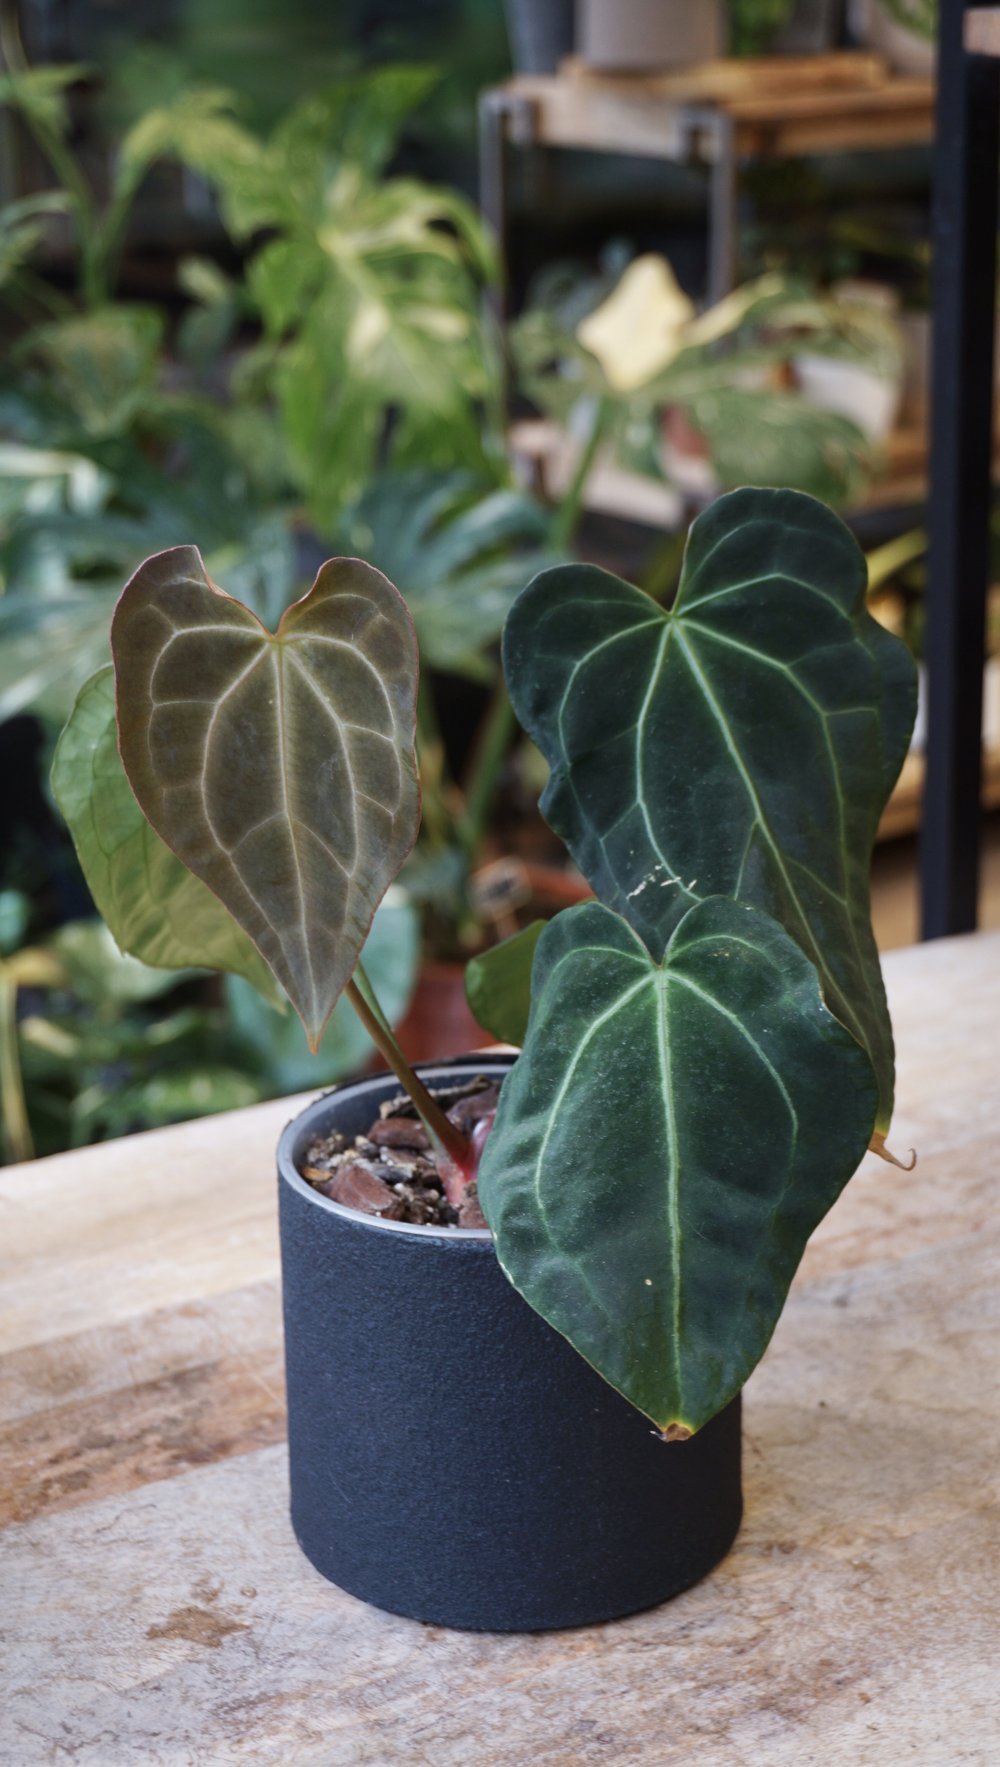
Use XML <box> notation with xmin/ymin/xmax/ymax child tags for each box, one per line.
<box><xmin>0</xmin><ymin>50</ymin><xmax>553</xmax><ymax>1159</ymax></box>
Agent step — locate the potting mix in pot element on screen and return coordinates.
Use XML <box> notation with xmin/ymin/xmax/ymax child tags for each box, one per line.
<box><xmin>52</xmin><ymin>485</ymin><xmax>917</xmax><ymax>1626</ymax></box>
<box><xmin>300</xmin><ymin>1072</ymin><xmax>498</xmax><ymax>1228</ymax></box>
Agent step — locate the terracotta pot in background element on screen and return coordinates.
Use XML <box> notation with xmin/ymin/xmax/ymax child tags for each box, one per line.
<box><xmin>392</xmin><ymin>961</ymin><xmax>492</xmax><ymax>1065</ymax></box>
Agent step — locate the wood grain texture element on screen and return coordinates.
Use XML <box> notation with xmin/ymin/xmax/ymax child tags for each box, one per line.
<box><xmin>501</xmin><ymin>67</ymin><xmax>934</xmax><ymax>161</ymax></box>
<box><xmin>2</xmin><ymin>934</ymin><xmax>999</xmax><ymax>1764</ymax></box>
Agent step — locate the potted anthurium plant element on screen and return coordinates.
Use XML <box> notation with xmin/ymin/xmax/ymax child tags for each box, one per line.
<box><xmin>51</xmin><ymin>485</ymin><xmax>916</xmax><ymax>1633</ymax></box>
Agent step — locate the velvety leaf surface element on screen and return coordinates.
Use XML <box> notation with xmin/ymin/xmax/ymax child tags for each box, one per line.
<box><xmin>465</xmin><ymin>920</ymin><xmax>544</xmax><ymax>1045</ymax></box>
<box><xmin>51</xmin><ymin>666</ymin><xmax>280</xmax><ymax>1000</ymax></box>
<box><xmin>111</xmin><ymin>546</ymin><xmax>420</xmax><ymax>1048</ymax></box>
<box><xmin>502</xmin><ymin>487</ymin><xmax>916</xmax><ymax>1131</ymax></box>
<box><xmin>477</xmin><ymin>898</ymin><xmax>878</xmax><ymax>1433</ymax></box>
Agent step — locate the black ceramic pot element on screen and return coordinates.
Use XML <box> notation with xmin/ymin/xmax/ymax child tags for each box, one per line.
<box><xmin>277</xmin><ymin>1056</ymin><xmax>742</xmax><ymax>1632</ymax></box>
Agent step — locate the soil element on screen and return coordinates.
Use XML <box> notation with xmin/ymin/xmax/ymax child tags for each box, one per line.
<box><xmin>299</xmin><ymin>1075</ymin><xmax>500</xmax><ymax>1229</ymax></box>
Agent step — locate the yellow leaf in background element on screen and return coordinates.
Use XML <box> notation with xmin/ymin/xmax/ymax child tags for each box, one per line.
<box><xmin>576</xmin><ymin>255</ymin><xmax>695</xmax><ymax>391</ymax></box>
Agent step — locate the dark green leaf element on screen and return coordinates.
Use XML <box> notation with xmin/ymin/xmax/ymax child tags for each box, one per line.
<box><xmin>477</xmin><ymin>898</ymin><xmax>877</xmax><ymax>1433</ymax></box>
<box><xmin>503</xmin><ymin>487</ymin><xmax>916</xmax><ymax>1132</ymax></box>
<box><xmin>465</xmin><ymin>921</ymin><xmax>544</xmax><ymax>1045</ymax></box>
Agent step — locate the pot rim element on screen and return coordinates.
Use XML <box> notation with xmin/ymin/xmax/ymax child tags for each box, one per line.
<box><xmin>277</xmin><ymin>1054</ymin><xmax>516</xmax><ymax>1245</ymax></box>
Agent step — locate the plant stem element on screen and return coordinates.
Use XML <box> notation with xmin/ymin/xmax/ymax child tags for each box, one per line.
<box><xmin>549</xmin><ymin>395</ymin><xmax>611</xmax><ymax>551</ymax></box>
<box><xmin>352</xmin><ymin>959</ymin><xmax>395</xmax><ymax>1043</ymax></box>
<box><xmin>866</xmin><ymin>527</ymin><xmax>926</xmax><ymax>594</ymax></box>
<box><xmin>0</xmin><ymin>970</ymin><xmax>34</xmax><ymax>1164</ymax></box>
<box><xmin>0</xmin><ymin>27</ymin><xmax>106</xmax><ymax>305</ymax></box>
<box><xmin>345</xmin><ymin>976</ymin><xmax>470</xmax><ymax>1167</ymax></box>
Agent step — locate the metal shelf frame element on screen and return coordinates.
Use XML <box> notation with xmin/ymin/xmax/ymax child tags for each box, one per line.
<box><xmin>920</xmin><ymin>3</ymin><xmax>1000</xmax><ymax>935</ymax></box>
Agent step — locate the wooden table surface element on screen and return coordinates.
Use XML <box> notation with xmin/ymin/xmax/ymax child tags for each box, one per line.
<box><xmin>2</xmin><ymin>933</ymin><xmax>998</xmax><ymax>1766</ymax></box>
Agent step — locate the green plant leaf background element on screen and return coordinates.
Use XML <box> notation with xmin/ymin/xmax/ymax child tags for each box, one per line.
<box><xmin>336</xmin><ymin>472</ymin><xmax>558</xmax><ymax>682</ymax></box>
<box><xmin>503</xmin><ymin>488</ymin><xmax>916</xmax><ymax>1132</ymax></box>
<box><xmin>51</xmin><ymin>665</ymin><xmax>280</xmax><ymax>999</ymax></box>
<box><xmin>225</xmin><ymin>890</ymin><xmax>419</xmax><ymax>1094</ymax></box>
<box><xmin>477</xmin><ymin>897</ymin><xmax>878</xmax><ymax>1433</ymax></box>
<box><xmin>464</xmin><ymin>920</ymin><xmax>544</xmax><ymax>1045</ymax></box>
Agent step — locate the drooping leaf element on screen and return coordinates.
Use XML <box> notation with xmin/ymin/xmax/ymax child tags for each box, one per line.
<box><xmin>111</xmin><ymin>545</ymin><xmax>420</xmax><ymax>1049</ymax></box>
<box><xmin>503</xmin><ymin>487</ymin><xmax>916</xmax><ymax>1131</ymax></box>
<box><xmin>226</xmin><ymin>889</ymin><xmax>419</xmax><ymax>1093</ymax></box>
<box><xmin>477</xmin><ymin>898</ymin><xmax>877</xmax><ymax>1434</ymax></box>
<box><xmin>0</xmin><ymin>440</ymin><xmax>110</xmax><ymax>522</ymax></box>
<box><xmin>51</xmin><ymin>665</ymin><xmax>281</xmax><ymax>1000</ymax></box>
<box><xmin>465</xmin><ymin>920</ymin><xmax>544</xmax><ymax>1045</ymax></box>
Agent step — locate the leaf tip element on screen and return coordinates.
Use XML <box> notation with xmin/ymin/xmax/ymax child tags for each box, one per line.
<box><xmin>653</xmin><ymin>1421</ymin><xmax>694</xmax><ymax>1444</ymax></box>
<box><xmin>868</xmin><ymin>1131</ymin><xmax>917</xmax><ymax>1171</ymax></box>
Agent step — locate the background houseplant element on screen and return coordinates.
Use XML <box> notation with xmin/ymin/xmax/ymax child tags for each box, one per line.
<box><xmin>1</xmin><ymin>58</ymin><xmax>565</xmax><ymax>1151</ymax></box>
<box><xmin>514</xmin><ymin>252</ymin><xmax>900</xmax><ymax>521</ymax></box>
<box><xmin>50</xmin><ymin>482</ymin><xmax>916</xmax><ymax>1624</ymax></box>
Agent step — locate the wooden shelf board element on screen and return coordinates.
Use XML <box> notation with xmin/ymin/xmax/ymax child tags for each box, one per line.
<box><xmin>510</xmin><ymin>416</ymin><xmax>942</xmax><ymax>529</ymax></box>
<box><xmin>499</xmin><ymin>59</ymin><xmax>935</xmax><ymax>161</ymax></box>
<box><xmin>557</xmin><ymin>50</ymin><xmax>891</xmax><ymax>104</ymax></box>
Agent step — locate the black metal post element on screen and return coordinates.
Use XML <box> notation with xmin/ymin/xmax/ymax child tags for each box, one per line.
<box><xmin>921</xmin><ymin>0</ymin><xmax>1000</xmax><ymax>938</ymax></box>
<box><xmin>707</xmin><ymin>113</ymin><xmax>739</xmax><ymax>303</ymax></box>
<box><xmin>478</xmin><ymin>90</ymin><xmax>511</xmax><ymax>333</ymax></box>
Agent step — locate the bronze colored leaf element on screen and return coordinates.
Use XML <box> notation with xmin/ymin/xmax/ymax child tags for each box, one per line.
<box><xmin>112</xmin><ymin>546</ymin><xmax>419</xmax><ymax>1048</ymax></box>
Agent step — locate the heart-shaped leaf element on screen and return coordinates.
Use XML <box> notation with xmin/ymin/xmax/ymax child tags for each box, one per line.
<box><xmin>51</xmin><ymin>666</ymin><xmax>281</xmax><ymax>1001</ymax></box>
<box><xmin>111</xmin><ymin>545</ymin><xmax>420</xmax><ymax>1048</ymax></box>
<box><xmin>502</xmin><ymin>487</ymin><xmax>916</xmax><ymax>1132</ymax></box>
<box><xmin>477</xmin><ymin>898</ymin><xmax>877</xmax><ymax>1434</ymax></box>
